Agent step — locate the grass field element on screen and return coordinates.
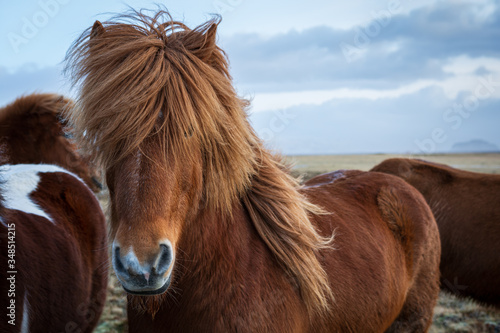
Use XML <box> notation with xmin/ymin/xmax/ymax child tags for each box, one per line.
<box><xmin>287</xmin><ymin>153</ymin><xmax>500</xmax><ymax>178</ymax></box>
<box><xmin>95</xmin><ymin>153</ymin><xmax>500</xmax><ymax>332</ymax></box>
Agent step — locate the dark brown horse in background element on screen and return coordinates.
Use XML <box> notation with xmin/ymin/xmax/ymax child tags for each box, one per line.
<box><xmin>372</xmin><ymin>158</ymin><xmax>500</xmax><ymax>307</ymax></box>
<box><xmin>0</xmin><ymin>93</ymin><xmax>102</xmax><ymax>192</ymax></box>
<box><xmin>0</xmin><ymin>94</ymin><xmax>108</xmax><ymax>333</ymax></box>
<box><xmin>65</xmin><ymin>10</ymin><xmax>441</xmax><ymax>332</ymax></box>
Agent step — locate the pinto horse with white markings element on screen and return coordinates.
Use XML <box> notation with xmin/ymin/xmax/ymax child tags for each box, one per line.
<box><xmin>0</xmin><ymin>94</ymin><xmax>108</xmax><ymax>333</ymax></box>
<box><xmin>65</xmin><ymin>10</ymin><xmax>441</xmax><ymax>332</ymax></box>
<box><xmin>372</xmin><ymin>158</ymin><xmax>500</xmax><ymax>307</ymax></box>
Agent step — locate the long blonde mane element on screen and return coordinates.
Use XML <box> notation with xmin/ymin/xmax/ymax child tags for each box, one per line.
<box><xmin>65</xmin><ymin>9</ymin><xmax>332</xmax><ymax>316</ymax></box>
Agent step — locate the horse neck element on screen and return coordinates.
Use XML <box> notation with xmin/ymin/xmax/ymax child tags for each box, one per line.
<box><xmin>0</xmin><ymin>133</ymin><xmax>36</xmax><ymax>165</ymax></box>
<box><xmin>0</xmin><ymin>137</ymin><xmax>11</xmax><ymax>164</ymax></box>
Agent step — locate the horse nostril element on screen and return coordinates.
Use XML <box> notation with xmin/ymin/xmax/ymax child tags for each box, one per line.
<box><xmin>114</xmin><ymin>246</ymin><xmax>126</xmax><ymax>272</ymax></box>
<box><xmin>154</xmin><ymin>244</ymin><xmax>173</xmax><ymax>275</ymax></box>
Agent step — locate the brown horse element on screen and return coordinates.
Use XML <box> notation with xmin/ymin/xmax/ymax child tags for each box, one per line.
<box><xmin>0</xmin><ymin>95</ymin><xmax>108</xmax><ymax>332</ymax></box>
<box><xmin>65</xmin><ymin>10</ymin><xmax>441</xmax><ymax>332</ymax></box>
<box><xmin>0</xmin><ymin>93</ymin><xmax>103</xmax><ymax>192</ymax></box>
<box><xmin>372</xmin><ymin>158</ymin><xmax>500</xmax><ymax>307</ymax></box>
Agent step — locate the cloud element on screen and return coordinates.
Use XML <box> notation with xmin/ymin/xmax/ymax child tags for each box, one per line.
<box><xmin>378</xmin><ymin>2</ymin><xmax>500</xmax><ymax>58</ymax></box>
<box><xmin>222</xmin><ymin>1</ymin><xmax>500</xmax><ymax>94</ymax></box>
<box><xmin>1</xmin><ymin>1</ymin><xmax>498</xmax><ymax>156</ymax></box>
<box><xmin>249</xmin><ymin>86</ymin><xmax>500</xmax><ymax>155</ymax></box>
<box><xmin>0</xmin><ymin>65</ymin><xmax>70</xmax><ymax>107</ymax></box>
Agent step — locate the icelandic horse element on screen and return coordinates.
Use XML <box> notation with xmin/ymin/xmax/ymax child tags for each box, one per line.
<box><xmin>0</xmin><ymin>94</ymin><xmax>108</xmax><ymax>333</ymax></box>
<box><xmin>372</xmin><ymin>158</ymin><xmax>500</xmax><ymax>307</ymax></box>
<box><xmin>65</xmin><ymin>10</ymin><xmax>441</xmax><ymax>332</ymax></box>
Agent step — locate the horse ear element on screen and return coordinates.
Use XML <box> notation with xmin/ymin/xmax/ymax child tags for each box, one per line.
<box><xmin>90</xmin><ymin>20</ymin><xmax>105</xmax><ymax>39</ymax></box>
<box><xmin>189</xmin><ymin>23</ymin><xmax>218</xmax><ymax>63</ymax></box>
<box><xmin>203</xmin><ymin>23</ymin><xmax>218</xmax><ymax>50</ymax></box>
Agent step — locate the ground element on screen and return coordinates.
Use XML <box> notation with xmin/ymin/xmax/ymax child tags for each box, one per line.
<box><xmin>95</xmin><ymin>153</ymin><xmax>500</xmax><ymax>332</ymax></box>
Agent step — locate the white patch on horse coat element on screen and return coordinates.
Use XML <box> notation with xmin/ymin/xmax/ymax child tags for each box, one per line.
<box><xmin>0</xmin><ymin>164</ymin><xmax>82</xmax><ymax>223</ymax></box>
<box><xmin>329</xmin><ymin>170</ymin><xmax>346</xmax><ymax>182</ymax></box>
<box><xmin>21</xmin><ymin>291</ymin><xmax>29</xmax><ymax>333</ymax></box>
<box><xmin>304</xmin><ymin>170</ymin><xmax>347</xmax><ymax>188</ymax></box>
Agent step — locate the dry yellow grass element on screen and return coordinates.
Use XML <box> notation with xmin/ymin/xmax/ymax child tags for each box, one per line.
<box><xmin>287</xmin><ymin>153</ymin><xmax>500</xmax><ymax>178</ymax></box>
<box><xmin>95</xmin><ymin>153</ymin><xmax>500</xmax><ymax>332</ymax></box>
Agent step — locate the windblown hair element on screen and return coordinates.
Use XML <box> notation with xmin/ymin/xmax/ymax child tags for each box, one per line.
<box><xmin>65</xmin><ymin>10</ymin><xmax>332</xmax><ymax>315</ymax></box>
<box><xmin>0</xmin><ymin>93</ymin><xmax>71</xmax><ymax>130</ymax></box>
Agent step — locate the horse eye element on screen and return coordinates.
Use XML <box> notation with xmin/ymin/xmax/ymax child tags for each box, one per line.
<box><xmin>158</xmin><ymin>110</ymin><xmax>164</xmax><ymax>120</ymax></box>
<box><xmin>184</xmin><ymin>127</ymin><xmax>194</xmax><ymax>138</ymax></box>
<box><xmin>63</xmin><ymin>132</ymin><xmax>74</xmax><ymax>139</ymax></box>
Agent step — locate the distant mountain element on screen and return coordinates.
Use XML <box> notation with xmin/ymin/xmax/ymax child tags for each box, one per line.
<box><xmin>451</xmin><ymin>140</ymin><xmax>500</xmax><ymax>153</ymax></box>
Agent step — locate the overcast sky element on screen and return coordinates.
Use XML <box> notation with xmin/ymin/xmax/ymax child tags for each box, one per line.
<box><xmin>1</xmin><ymin>0</ymin><xmax>499</xmax><ymax>154</ymax></box>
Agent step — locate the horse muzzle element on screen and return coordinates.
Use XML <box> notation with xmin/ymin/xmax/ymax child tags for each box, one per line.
<box><xmin>112</xmin><ymin>241</ymin><xmax>174</xmax><ymax>295</ymax></box>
